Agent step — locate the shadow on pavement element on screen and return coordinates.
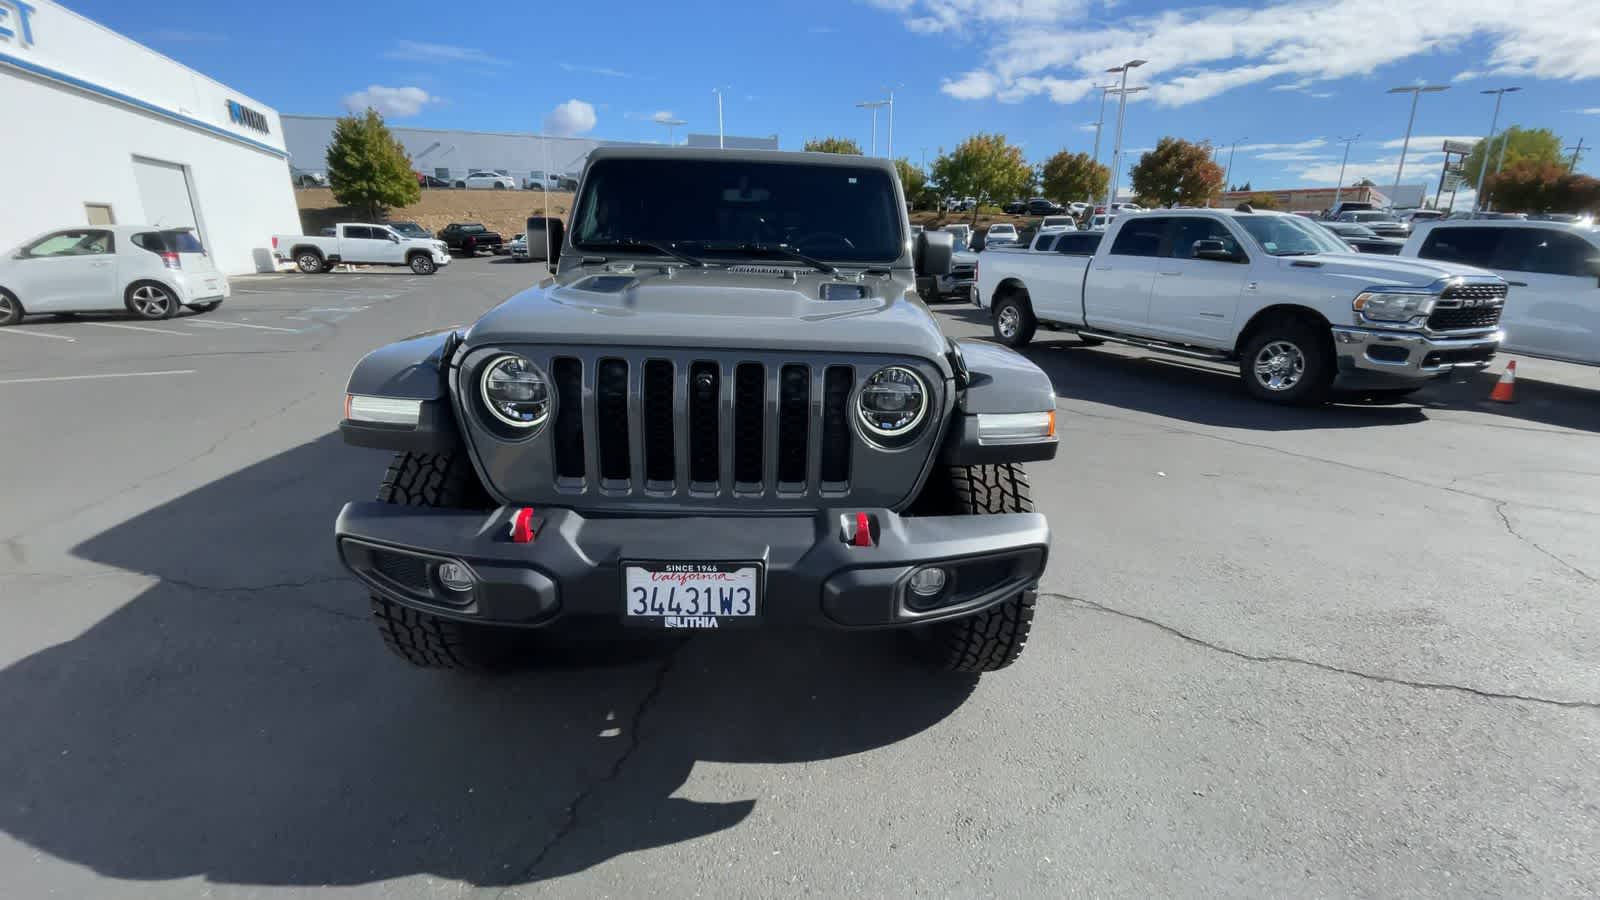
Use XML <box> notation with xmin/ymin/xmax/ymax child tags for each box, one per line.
<box><xmin>0</xmin><ymin>433</ymin><xmax>973</xmax><ymax>889</ymax></box>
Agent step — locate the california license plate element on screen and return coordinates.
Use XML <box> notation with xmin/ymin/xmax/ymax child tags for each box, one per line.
<box><xmin>623</xmin><ymin>563</ymin><xmax>759</xmax><ymax>628</ymax></box>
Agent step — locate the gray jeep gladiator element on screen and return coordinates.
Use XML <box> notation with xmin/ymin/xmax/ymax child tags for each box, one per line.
<box><xmin>333</xmin><ymin>147</ymin><xmax>1059</xmax><ymax>673</ymax></box>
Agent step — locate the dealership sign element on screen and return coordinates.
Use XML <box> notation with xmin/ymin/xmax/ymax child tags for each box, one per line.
<box><xmin>227</xmin><ymin>99</ymin><xmax>269</xmax><ymax>134</ymax></box>
<box><xmin>0</xmin><ymin>0</ymin><xmax>37</xmax><ymax>46</ymax></box>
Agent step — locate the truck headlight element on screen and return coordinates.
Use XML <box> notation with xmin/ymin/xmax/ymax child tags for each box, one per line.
<box><xmin>480</xmin><ymin>355</ymin><xmax>551</xmax><ymax>429</ymax></box>
<box><xmin>857</xmin><ymin>366</ymin><xmax>928</xmax><ymax>439</ymax></box>
<box><xmin>1354</xmin><ymin>291</ymin><xmax>1435</xmax><ymax>322</ymax></box>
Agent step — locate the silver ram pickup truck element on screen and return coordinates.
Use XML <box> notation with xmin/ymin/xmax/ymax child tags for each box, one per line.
<box><xmin>333</xmin><ymin>147</ymin><xmax>1060</xmax><ymax>673</ymax></box>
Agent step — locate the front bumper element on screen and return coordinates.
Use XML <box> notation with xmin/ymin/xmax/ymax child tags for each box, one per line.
<box><xmin>334</xmin><ymin>504</ymin><xmax>1049</xmax><ymax>630</ymax></box>
<box><xmin>433</xmin><ymin>251</ymin><xmax>453</xmax><ymax>265</ymax></box>
<box><xmin>1330</xmin><ymin>326</ymin><xmax>1501</xmax><ymax>383</ymax></box>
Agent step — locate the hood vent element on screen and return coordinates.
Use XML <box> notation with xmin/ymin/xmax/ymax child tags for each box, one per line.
<box><xmin>726</xmin><ymin>265</ymin><xmax>802</xmax><ymax>277</ymax></box>
<box><xmin>820</xmin><ymin>282</ymin><xmax>869</xmax><ymax>301</ymax></box>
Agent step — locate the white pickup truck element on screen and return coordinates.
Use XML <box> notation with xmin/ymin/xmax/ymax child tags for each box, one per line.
<box><xmin>1399</xmin><ymin>219</ymin><xmax>1600</xmax><ymax>367</ymax></box>
<box><xmin>271</xmin><ymin>223</ymin><xmax>452</xmax><ymax>275</ymax></box>
<box><xmin>975</xmin><ymin>207</ymin><xmax>1508</xmax><ymax>403</ymax></box>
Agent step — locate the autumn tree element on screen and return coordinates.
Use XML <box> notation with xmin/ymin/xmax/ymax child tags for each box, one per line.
<box><xmin>1128</xmin><ymin>138</ymin><xmax>1224</xmax><ymax>208</ymax></box>
<box><xmin>326</xmin><ymin>108</ymin><xmax>420</xmax><ymax>222</ymax></box>
<box><xmin>893</xmin><ymin>158</ymin><xmax>928</xmax><ymax>207</ymax></box>
<box><xmin>930</xmin><ymin>134</ymin><xmax>1033</xmax><ymax>224</ymax></box>
<box><xmin>1039</xmin><ymin>151</ymin><xmax>1109</xmax><ymax>206</ymax></box>
<box><xmin>804</xmin><ymin>137</ymin><xmax>863</xmax><ymax>155</ymax></box>
<box><xmin>1462</xmin><ymin>126</ymin><xmax>1563</xmax><ymax>189</ymax></box>
<box><xmin>1484</xmin><ymin>161</ymin><xmax>1600</xmax><ymax>214</ymax></box>
<box><xmin>1248</xmin><ymin>192</ymin><xmax>1281</xmax><ymax>209</ymax></box>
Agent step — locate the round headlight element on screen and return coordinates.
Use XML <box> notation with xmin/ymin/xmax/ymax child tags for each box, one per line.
<box><xmin>857</xmin><ymin>366</ymin><xmax>928</xmax><ymax>438</ymax></box>
<box><xmin>480</xmin><ymin>355</ymin><xmax>551</xmax><ymax>429</ymax></box>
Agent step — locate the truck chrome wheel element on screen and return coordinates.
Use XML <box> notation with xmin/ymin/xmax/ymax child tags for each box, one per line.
<box><xmin>1253</xmin><ymin>340</ymin><xmax>1305</xmax><ymax>391</ymax></box>
<box><xmin>996</xmin><ymin>306</ymin><xmax>1020</xmax><ymax>339</ymax></box>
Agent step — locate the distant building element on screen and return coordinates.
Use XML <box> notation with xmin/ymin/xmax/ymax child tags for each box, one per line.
<box><xmin>685</xmin><ymin>133</ymin><xmax>780</xmax><ymax>150</ymax></box>
<box><xmin>1217</xmin><ymin>184</ymin><xmax>1429</xmax><ymax>212</ymax></box>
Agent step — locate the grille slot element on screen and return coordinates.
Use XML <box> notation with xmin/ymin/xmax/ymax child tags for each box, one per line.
<box><xmin>551</xmin><ymin>357</ymin><xmax>585</xmax><ymax>478</ymax></box>
<box><xmin>643</xmin><ymin>360</ymin><xmax>675</xmax><ymax>484</ymax></box>
<box><xmin>688</xmin><ymin>361</ymin><xmax>720</xmax><ymax>484</ymax></box>
<box><xmin>1428</xmin><ymin>282</ymin><xmax>1506</xmax><ymax>331</ymax></box>
<box><xmin>778</xmin><ymin>365</ymin><xmax>810</xmax><ymax>485</ymax></box>
<box><xmin>734</xmin><ymin>363</ymin><xmax>766</xmax><ymax>485</ymax></box>
<box><xmin>372</xmin><ymin>550</ymin><xmax>429</xmax><ymax>591</ymax></box>
<box><xmin>821</xmin><ymin>366</ymin><xmax>853</xmax><ymax>484</ymax></box>
<box><xmin>596</xmin><ymin>359</ymin><xmax>631</xmax><ymax>482</ymax></box>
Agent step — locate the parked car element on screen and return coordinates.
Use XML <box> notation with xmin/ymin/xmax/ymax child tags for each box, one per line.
<box><xmin>1316</xmin><ymin>221</ymin><xmax>1406</xmax><ymax>255</ymax></box>
<box><xmin>1003</xmin><ymin>200</ymin><xmax>1028</xmax><ymax>215</ymax></box>
<box><xmin>930</xmin><ymin>246</ymin><xmax>978</xmax><ymax>301</ymax></box>
<box><xmin>1026</xmin><ymin>198</ymin><xmax>1064</xmax><ymax>216</ymax></box>
<box><xmin>1400</xmin><ymin>209</ymin><xmax>1445</xmax><ymax>225</ymax></box>
<box><xmin>333</xmin><ymin>145</ymin><xmax>1056</xmax><ymax>673</ymax></box>
<box><xmin>940</xmin><ymin>224</ymin><xmax>972</xmax><ymax>249</ymax></box>
<box><xmin>984</xmin><ymin>224</ymin><xmax>1019</xmax><ymax>247</ymax></box>
<box><xmin>508</xmin><ymin>233</ymin><xmax>529</xmax><ymax>260</ymax></box>
<box><xmin>1038</xmin><ymin>215</ymin><xmax>1075</xmax><ymax>233</ymax></box>
<box><xmin>974</xmin><ymin>207</ymin><xmax>1506</xmax><ymax>403</ymax></box>
<box><xmin>1400</xmin><ymin>220</ymin><xmax>1600</xmax><ymax>367</ymax></box>
<box><xmin>437</xmin><ymin>223</ymin><xmax>504</xmax><ymax>256</ymax></box>
<box><xmin>1336</xmin><ymin>210</ymin><xmax>1409</xmax><ymax>238</ymax></box>
<box><xmin>292</xmin><ymin>170</ymin><xmax>327</xmax><ymax>188</ymax></box>
<box><xmin>461</xmin><ymin>172</ymin><xmax>517</xmax><ymax>190</ymax></box>
<box><xmin>417</xmin><ymin>174</ymin><xmax>452</xmax><ymax>188</ymax></box>
<box><xmin>0</xmin><ymin>225</ymin><xmax>228</xmax><ymax>324</ymax></box>
<box><xmin>1326</xmin><ymin>200</ymin><xmax>1377</xmax><ymax>219</ymax></box>
<box><xmin>1067</xmin><ymin>202</ymin><xmax>1091</xmax><ymax>216</ymax></box>
<box><xmin>272</xmin><ymin>223</ymin><xmax>451</xmax><ymax>275</ymax></box>
<box><xmin>1085</xmin><ymin>214</ymin><xmax>1113</xmax><ymax>231</ymax></box>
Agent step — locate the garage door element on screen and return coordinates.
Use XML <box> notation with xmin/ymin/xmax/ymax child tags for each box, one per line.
<box><xmin>132</xmin><ymin>157</ymin><xmax>201</xmax><ymax>237</ymax></box>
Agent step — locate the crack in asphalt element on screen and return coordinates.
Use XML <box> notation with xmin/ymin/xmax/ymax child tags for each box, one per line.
<box><xmin>490</xmin><ymin>640</ymin><xmax>689</xmax><ymax>894</ymax></box>
<box><xmin>1493</xmin><ymin>502</ymin><xmax>1598</xmax><ymax>585</ymax></box>
<box><xmin>1047</xmin><ymin>592</ymin><xmax>1600</xmax><ymax>710</ymax></box>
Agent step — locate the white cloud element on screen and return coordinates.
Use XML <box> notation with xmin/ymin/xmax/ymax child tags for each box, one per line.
<box><xmin>1453</xmin><ymin>69</ymin><xmax>1484</xmax><ymax>81</ymax></box>
<box><xmin>1571</xmin><ymin>107</ymin><xmax>1600</xmax><ymax>115</ymax></box>
<box><xmin>1078</xmin><ymin>123</ymin><xmax>1102</xmax><ymax>132</ymax></box>
<box><xmin>383</xmin><ymin>40</ymin><xmax>506</xmax><ymax>66</ymax></box>
<box><xmin>559</xmin><ymin>62</ymin><xmax>629</xmax><ymax>78</ymax></box>
<box><xmin>1237</xmin><ymin>138</ymin><xmax>1328</xmax><ymax>152</ymax></box>
<box><xmin>873</xmin><ymin>0</ymin><xmax>1600</xmax><ymax>108</ymax></box>
<box><xmin>651</xmin><ymin>110</ymin><xmax>676</xmax><ymax>123</ymax></box>
<box><xmin>1377</xmin><ymin>134</ymin><xmax>1480</xmax><ymax>150</ymax></box>
<box><xmin>543</xmin><ymin>99</ymin><xmax>597</xmax><ymax>136</ymax></box>
<box><xmin>342</xmin><ymin>85</ymin><xmax>437</xmax><ymax>118</ymax></box>
<box><xmin>1254</xmin><ymin>151</ymin><xmax>1336</xmax><ymax>161</ymax></box>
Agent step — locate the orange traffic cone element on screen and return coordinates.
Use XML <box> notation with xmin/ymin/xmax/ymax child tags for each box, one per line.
<box><xmin>1488</xmin><ymin>360</ymin><xmax>1517</xmax><ymax>403</ymax></box>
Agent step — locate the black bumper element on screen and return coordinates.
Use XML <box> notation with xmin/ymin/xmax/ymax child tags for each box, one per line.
<box><xmin>334</xmin><ymin>503</ymin><xmax>1049</xmax><ymax>629</ymax></box>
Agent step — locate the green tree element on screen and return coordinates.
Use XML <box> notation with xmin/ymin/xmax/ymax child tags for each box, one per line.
<box><xmin>1038</xmin><ymin>151</ymin><xmax>1109</xmax><ymax>206</ymax></box>
<box><xmin>930</xmin><ymin>133</ymin><xmax>1033</xmax><ymax>224</ymax></box>
<box><xmin>893</xmin><ymin>158</ymin><xmax>928</xmax><ymax>207</ymax></box>
<box><xmin>804</xmin><ymin>137</ymin><xmax>863</xmax><ymax>155</ymax></box>
<box><xmin>1484</xmin><ymin>161</ymin><xmax>1600</xmax><ymax>214</ymax></box>
<box><xmin>1463</xmin><ymin>126</ymin><xmax>1563</xmax><ymax>190</ymax></box>
<box><xmin>1128</xmin><ymin>138</ymin><xmax>1225</xmax><ymax>207</ymax></box>
<box><xmin>1248</xmin><ymin>192</ymin><xmax>1280</xmax><ymax>209</ymax></box>
<box><xmin>1354</xmin><ymin>177</ymin><xmax>1377</xmax><ymax>188</ymax></box>
<box><xmin>325</xmin><ymin>108</ymin><xmax>420</xmax><ymax>222</ymax></box>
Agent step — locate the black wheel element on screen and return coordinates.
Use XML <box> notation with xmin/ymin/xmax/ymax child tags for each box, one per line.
<box><xmin>408</xmin><ymin>253</ymin><xmax>437</xmax><ymax>275</ymax></box>
<box><xmin>296</xmin><ymin>251</ymin><xmax>324</xmax><ymax>274</ymax></box>
<box><xmin>126</xmin><ymin>283</ymin><xmax>179</xmax><ymax>320</ymax></box>
<box><xmin>992</xmin><ymin>291</ymin><xmax>1037</xmax><ymax>348</ymax></box>
<box><xmin>903</xmin><ymin>463</ymin><xmax>1037</xmax><ymax>673</ymax></box>
<box><xmin>0</xmin><ymin>289</ymin><xmax>22</xmax><ymax>326</ymax></box>
<box><xmin>369</xmin><ymin>452</ymin><xmax>514</xmax><ymax>671</ymax></box>
<box><xmin>190</xmin><ymin>301</ymin><xmax>221</xmax><ymax>313</ymax></box>
<box><xmin>493</xmin><ymin>182</ymin><xmax>506</xmax><ymax>190</ymax></box>
<box><xmin>1240</xmin><ymin>319</ymin><xmax>1334</xmax><ymax>405</ymax></box>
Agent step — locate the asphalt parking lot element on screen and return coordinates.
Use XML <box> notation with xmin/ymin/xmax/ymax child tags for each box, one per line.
<box><xmin>2</xmin><ymin>256</ymin><xmax>1597</xmax><ymax>898</ymax></box>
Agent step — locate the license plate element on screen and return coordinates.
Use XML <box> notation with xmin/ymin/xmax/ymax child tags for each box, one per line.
<box><xmin>624</xmin><ymin>563</ymin><xmax>759</xmax><ymax>628</ymax></box>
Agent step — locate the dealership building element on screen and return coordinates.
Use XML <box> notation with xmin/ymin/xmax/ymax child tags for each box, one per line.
<box><xmin>0</xmin><ymin>0</ymin><xmax>300</xmax><ymax>274</ymax></box>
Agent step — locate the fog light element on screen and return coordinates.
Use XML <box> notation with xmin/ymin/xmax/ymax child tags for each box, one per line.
<box><xmin>436</xmin><ymin>561</ymin><xmax>475</xmax><ymax>592</ymax></box>
<box><xmin>908</xmin><ymin>567</ymin><xmax>948</xmax><ymax>598</ymax></box>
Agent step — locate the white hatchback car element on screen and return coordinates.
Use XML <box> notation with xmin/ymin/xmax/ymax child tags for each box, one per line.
<box><xmin>0</xmin><ymin>225</ymin><xmax>229</xmax><ymax>325</ymax></box>
<box><xmin>462</xmin><ymin>171</ymin><xmax>517</xmax><ymax>190</ymax></box>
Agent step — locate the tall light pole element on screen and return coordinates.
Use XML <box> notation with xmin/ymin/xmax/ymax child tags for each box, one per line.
<box><xmin>656</xmin><ymin>117</ymin><xmax>687</xmax><ymax>146</ymax></box>
<box><xmin>1223</xmin><ymin>137</ymin><xmax>1247</xmax><ymax>189</ymax></box>
<box><xmin>1087</xmin><ymin>82</ymin><xmax>1116</xmax><ymax>206</ymax></box>
<box><xmin>1387</xmin><ymin>84</ymin><xmax>1448</xmax><ymax>207</ymax></box>
<box><xmin>1331</xmin><ymin>134</ymin><xmax>1359</xmax><ymax>209</ymax></box>
<box><xmin>712</xmin><ymin>88</ymin><xmax>724</xmax><ymax>149</ymax></box>
<box><xmin>882</xmin><ymin>86</ymin><xmax>901</xmax><ymax>159</ymax></box>
<box><xmin>856</xmin><ymin>99</ymin><xmax>889</xmax><ymax>156</ymax></box>
<box><xmin>1473</xmin><ymin>86</ymin><xmax>1520</xmax><ymax>215</ymax></box>
<box><xmin>1104</xmin><ymin>59</ymin><xmax>1148</xmax><ymax>211</ymax></box>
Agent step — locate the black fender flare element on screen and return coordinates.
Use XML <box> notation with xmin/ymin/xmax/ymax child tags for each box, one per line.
<box><xmin>340</xmin><ymin>328</ymin><xmax>463</xmax><ymax>452</ymax></box>
<box><xmin>939</xmin><ymin>339</ymin><xmax>1059</xmax><ymax>465</ymax></box>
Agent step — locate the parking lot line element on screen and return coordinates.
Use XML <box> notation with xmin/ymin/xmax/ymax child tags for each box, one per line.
<box><xmin>0</xmin><ymin>328</ymin><xmax>76</xmax><ymax>342</ymax></box>
<box><xmin>184</xmin><ymin>320</ymin><xmax>299</xmax><ymax>334</ymax></box>
<box><xmin>0</xmin><ymin>369</ymin><xmax>195</xmax><ymax>385</ymax></box>
<box><xmin>83</xmin><ymin>322</ymin><xmax>193</xmax><ymax>337</ymax></box>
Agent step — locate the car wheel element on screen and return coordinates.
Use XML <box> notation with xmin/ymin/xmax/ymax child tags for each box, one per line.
<box><xmin>189</xmin><ymin>301</ymin><xmax>221</xmax><ymax>313</ymax></box>
<box><xmin>902</xmin><ymin>463</ymin><xmax>1036</xmax><ymax>673</ymax></box>
<box><xmin>1240</xmin><ymin>320</ymin><xmax>1334</xmax><ymax>405</ymax></box>
<box><xmin>296</xmin><ymin>251</ymin><xmax>324</xmax><ymax>274</ymax></box>
<box><xmin>992</xmin><ymin>292</ymin><xmax>1037</xmax><ymax>348</ymax></box>
<box><xmin>369</xmin><ymin>452</ymin><xmax>515</xmax><ymax>671</ymax></box>
<box><xmin>126</xmin><ymin>283</ymin><xmax>179</xmax><ymax>320</ymax></box>
<box><xmin>409</xmin><ymin>254</ymin><xmax>437</xmax><ymax>275</ymax></box>
<box><xmin>455</xmin><ymin>181</ymin><xmax>466</xmax><ymax>189</ymax></box>
<box><xmin>493</xmin><ymin>182</ymin><xmax>506</xmax><ymax>190</ymax></box>
<box><xmin>0</xmin><ymin>289</ymin><xmax>23</xmax><ymax>326</ymax></box>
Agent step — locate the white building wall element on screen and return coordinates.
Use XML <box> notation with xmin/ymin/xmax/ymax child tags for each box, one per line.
<box><xmin>282</xmin><ymin>116</ymin><xmax>624</xmax><ymax>184</ymax></box>
<box><xmin>0</xmin><ymin>1</ymin><xmax>301</xmax><ymax>274</ymax></box>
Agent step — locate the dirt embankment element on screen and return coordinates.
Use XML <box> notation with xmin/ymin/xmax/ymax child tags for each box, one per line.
<box><xmin>293</xmin><ymin>188</ymin><xmax>574</xmax><ymax>238</ymax></box>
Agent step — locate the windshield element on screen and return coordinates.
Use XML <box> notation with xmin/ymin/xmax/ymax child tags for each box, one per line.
<box><xmin>1322</xmin><ymin>222</ymin><xmax>1378</xmax><ymax>238</ymax></box>
<box><xmin>1346</xmin><ymin>211</ymin><xmax>1395</xmax><ymax>223</ymax></box>
<box><xmin>571</xmin><ymin>157</ymin><xmax>903</xmax><ymax>263</ymax></box>
<box><xmin>389</xmin><ymin>222</ymin><xmax>427</xmax><ymax>238</ymax></box>
<box><xmin>1236</xmin><ymin>214</ymin><xmax>1350</xmax><ymax>256</ymax></box>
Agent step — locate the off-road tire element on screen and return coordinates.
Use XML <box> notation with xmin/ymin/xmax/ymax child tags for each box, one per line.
<box><xmin>1239</xmin><ymin>318</ymin><xmax>1334</xmax><ymax>405</ymax></box>
<box><xmin>907</xmin><ymin>463</ymin><xmax>1037</xmax><ymax>673</ymax></box>
<box><xmin>992</xmin><ymin>292</ymin><xmax>1037</xmax><ymax>349</ymax></box>
<box><xmin>369</xmin><ymin>451</ymin><xmax>511</xmax><ymax>671</ymax></box>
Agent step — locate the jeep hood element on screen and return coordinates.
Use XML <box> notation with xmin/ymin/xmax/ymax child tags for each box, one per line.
<box><xmin>1282</xmin><ymin>253</ymin><xmax>1499</xmax><ymax>289</ymax></box>
<box><xmin>464</xmin><ymin>266</ymin><xmax>950</xmax><ymax>364</ymax></box>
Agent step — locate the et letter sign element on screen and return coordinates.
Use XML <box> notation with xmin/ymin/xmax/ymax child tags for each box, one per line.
<box><xmin>0</xmin><ymin>0</ymin><xmax>37</xmax><ymax>47</ymax></box>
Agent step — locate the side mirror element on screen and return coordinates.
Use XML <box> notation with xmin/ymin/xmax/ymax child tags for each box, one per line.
<box><xmin>524</xmin><ymin>217</ymin><xmax>564</xmax><ymax>264</ymax></box>
<box><xmin>389</xmin><ymin>233</ymin><xmax>401</xmax><ymax>243</ymax></box>
<box><xmin>914</xmin><ymin>230</ymin><xmax>955</xmax><ymax>277</ymax></box>
<box><xmin>1192</xmin><ymin>239</ymin><xmax>1238</xmax><ymax>262</ymax></box>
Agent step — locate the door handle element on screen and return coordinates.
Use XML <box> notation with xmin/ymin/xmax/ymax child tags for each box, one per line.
<box><xmin>1506</xmin><ymin>280</ymin><xmax>1527</xmax><ymax>287</ymax></box>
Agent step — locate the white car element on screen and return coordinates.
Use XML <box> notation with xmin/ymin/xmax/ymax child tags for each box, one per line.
<box><xmin>1039</xmin><ymin>216</ymin><xmax>1075</xmax><ymax>232</ymax></box>
<box><xmin>509</xmin><ymin>233</ymin><xmax>529</xmax><ymax>260</ymax></box>
<box><xmin>0</xmin><ymin>225</ymin><xmax>228</xmax><ymax>325</ymax></box>
<box><xmin>462</xmin><ymin>171</ymin><xmax>516</xmax><ymax>190</ymax></box>
<box><xmin>1067</xmin><ymin>202</ymin><xmax>1091</xmax><ymax>216</ymax></box>
<box><xmin>1086</xmin><ymin>214</ymin><xmax>1113</xmax><ymax>231</ymax></box>
<box><xmin>1401</xmin><ymin>220</ymin><xmax>1600</xmax><ymax>366</ymax></box>
<box><xmin>984</xmin><ymin>224</ymin><xmax>1019</xmax><ymax>246</ymax></box>
<box><xmin>271</xmin><ymin>223</ymin><xmax>451</xmax><ymax>275</ymax></box>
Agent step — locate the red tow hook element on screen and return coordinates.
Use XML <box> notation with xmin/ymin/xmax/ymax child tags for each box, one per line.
<box><xmin>509</xmin><ymin>507</ymin><xmax>539</xmax><ymax>543</ymax></box>
<box><xmin>851</xmin><ymin>512</ymin><xmax>874</xmax><ymax>547</ymax></box>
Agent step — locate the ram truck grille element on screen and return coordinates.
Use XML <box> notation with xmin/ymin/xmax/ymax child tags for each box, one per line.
<box><xmin>1428</xmin><ymin>281</ymin><xmax>1507</xmax><ymax>332</ymax></box>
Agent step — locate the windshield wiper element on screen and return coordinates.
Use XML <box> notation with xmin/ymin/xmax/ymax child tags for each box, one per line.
<box><xmin>583</xmin><ymin>239</ymin><xmax>705</xmax><ymax>267</ymax></box>
<box><xmin>1273</xmin><ymin>250</ymin><xmax>1319</xmax><ymax>257</ymax></box>
<box><xmin>687</xmin><ymin>241</ymin><xmax>837</xmax><ymax>274</ymax></box>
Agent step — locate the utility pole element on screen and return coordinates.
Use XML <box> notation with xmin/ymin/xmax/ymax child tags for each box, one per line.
<box><xmin>1223</xmin><ymin>137</ymin><xmax>1246</xmax><ymax>191</ymax></box>
<box><xmin>1473</xmin><ymin>87</ymin><xmax>1519</xmax><ymax>216</ymax></box>
<box><xmin>712</xmin><ymin>88</ymin><xmax>724</xmax><ymax>149</ymax></box>
<box><xmin>1088</xmin><ymin>83</ymin><xmax>1115</xmax><ymax>207</ymax></box>
<box><xmin>884</xmin><ymin>87</ymin><xmax>896</xmax><ymax>159</ymax></box>
<box><xmin>656</xmin><ymin>117</ymin><xmax>687</xmax><ymax>146</ymax></box>
<box><xmin>1104</xmin><ymin>59</ymin><xmax>1148</xmax><ymax>211</ymax></box>
<box><xmin>1386</xmin><ymin>84</ymin><xmax>1448</xmax><ymax>208</ymax></box>
<box><xmin>1331</xmin><ymin>134</ymin><xmax>1359</xmax><ymax>210</ymax></box>
<box><xmin>1568</xmin><ymin>137</ymin><xmax>1587</xmax><ymax>172</ymax></box>
<box><xmin>856</xmin><ymin>99</ymin><xmax>889</xmax><ymax>156</ymax></box>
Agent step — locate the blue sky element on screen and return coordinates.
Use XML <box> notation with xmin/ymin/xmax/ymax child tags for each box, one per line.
<box><xmin>71</xmin><ymin>0</ymin><xmax>1599</xmax><ymax>194</ymax></box>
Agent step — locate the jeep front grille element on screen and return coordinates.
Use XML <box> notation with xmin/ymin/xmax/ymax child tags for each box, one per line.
<box><xmin>1428</xmin><ymin>281</ymin><xmax>1507</xmax><ymax>331</ymax></box>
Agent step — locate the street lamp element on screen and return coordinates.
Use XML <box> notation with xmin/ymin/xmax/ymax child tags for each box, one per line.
<box><xmin>1223</xmin><ymin>137</ymin><xmax>1247</xmax><ymax>190</ymax></box>
<box><xmin>1087</xmin><ymin>83</ymin><xmax>1117</xmax><ymax>207</ymax></box>
<box><xmin>1105</xmin><ymin>59</ymin><xmax>1148</xmax><ymax>212</ymax></box>
<box><xmin>856</xmin><ymin>99</ymin><xmax>890</xmax><ymax>156</ymax></box>
<box><xmin>883</xmin><ymin>85</ymin><xmax>903</xmax><ymax>159</ymax></box>
<box><xmin>1387</xmin><ymin>84</ymin><xmax>1448</xmax><ymax>206</ymax></box>
<box><xmin>1331</xmin><ymin>134</ymin><xmax>1359</xmax><ymax>209</ymax></box>
<box><xmin>655</xmin><ymin>117</ymin><xmax>687</xmax><ymax>146</ymax></box>
<box><xmin>1473</xmin><ymin>87</ymin><xmax>1520</xmax><ymax>215</ymax></box>
<box><xmin>711</xmin><ymin>88</ymin><xmax>724</xmax><ymax>149</ymax></box>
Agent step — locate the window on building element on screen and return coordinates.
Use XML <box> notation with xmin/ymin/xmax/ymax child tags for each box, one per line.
<box><xmin>84</xmin><ymin>203</ymin><xmax>115</xmax><ymax>226</ymax></box>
